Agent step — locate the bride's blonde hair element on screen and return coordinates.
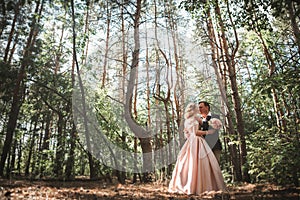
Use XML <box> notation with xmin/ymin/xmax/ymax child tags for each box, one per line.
<box><xmin>184</xmin><ymin>103</ymin><xmax>197</xmax><ymax>119</ymax></box>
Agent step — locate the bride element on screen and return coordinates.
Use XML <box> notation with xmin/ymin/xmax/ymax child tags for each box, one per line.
<box><xmin>168</xmin><ymin>102</ymin><xmax>226</xmax><ymax>195</ymax></box>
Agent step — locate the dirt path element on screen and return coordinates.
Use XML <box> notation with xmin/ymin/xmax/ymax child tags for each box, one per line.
<box><xmin>0</xmin><ymin>179</ymin><xmax>299</xmax><ymax>199</ymax></box>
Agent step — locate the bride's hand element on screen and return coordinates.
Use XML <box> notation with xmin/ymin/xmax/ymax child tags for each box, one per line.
<box><xmin>196</xmin><ymin>130</ymin><xmax>206</xmax><ymax>136</ymax></box>
<box><xmin>195</xmin><ymin>115</ymin><xmax>203</xmax><ymax>125</ymax></box>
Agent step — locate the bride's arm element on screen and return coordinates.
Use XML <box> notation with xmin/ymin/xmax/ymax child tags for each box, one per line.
<box><xmin>184</xmin><ymin>129</ymin><xmax>190</xmax><ymax>139</ymax></box>
<box><xmin>195</xmin><ymin>129</ymin><xmax>207</xmax><ymax>136</ymax></box>
<box><xmin>205</xmin><ymin>129</ymin><xmax>217</xmax><ymax>135</ymax></box>
<box><xmin>195</xmin><ymin>128</ymin><xmax>217</xmax><ymax>136</ymax></box>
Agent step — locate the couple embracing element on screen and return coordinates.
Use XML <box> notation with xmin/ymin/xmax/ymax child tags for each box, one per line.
<box><xmin>168</xmin><ymin>101</ymin><xmax>226</xmax><ymax>195</ymax></box>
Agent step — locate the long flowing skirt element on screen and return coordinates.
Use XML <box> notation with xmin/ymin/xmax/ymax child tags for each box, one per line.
<box><xmin>168</xmin><ymin>136</ymin><xmax>226</xmax><ymax>195</ymax></box>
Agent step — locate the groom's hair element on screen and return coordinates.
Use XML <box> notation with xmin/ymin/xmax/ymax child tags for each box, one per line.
<box><xmin>198</xmin><ymin>101</ymin><xmax>210</xmax><ymax>111</ymax></box>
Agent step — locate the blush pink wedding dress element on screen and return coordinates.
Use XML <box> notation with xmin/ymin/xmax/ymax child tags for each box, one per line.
<box><xmin>168</xmin><ymin>117</ymin><xmax>226</xmax><ymax>195</ymax></box>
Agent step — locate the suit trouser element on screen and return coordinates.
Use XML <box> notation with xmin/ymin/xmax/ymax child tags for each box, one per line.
<box><xmin>213</xmin><ymin>149</ymin><xmax>221</xmax><ymax>164</ymax></box>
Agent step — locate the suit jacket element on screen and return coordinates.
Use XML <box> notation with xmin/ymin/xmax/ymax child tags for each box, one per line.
<box><xmin>199</xmin><ymin>113</ymin><xmax>222</xmax><ymax>151</ymax></box>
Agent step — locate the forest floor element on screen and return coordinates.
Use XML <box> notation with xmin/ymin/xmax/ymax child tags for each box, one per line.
<box><xmin>0</xmin><ymin>178</ymin><xmax>299</xmax><ymax>200</ymax></box>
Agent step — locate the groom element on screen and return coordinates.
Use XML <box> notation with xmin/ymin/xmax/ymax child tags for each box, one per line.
<box><xmin>198</xmin><ymin>101</ymin><xmax>222</xmax><ymax>164</ymax></box>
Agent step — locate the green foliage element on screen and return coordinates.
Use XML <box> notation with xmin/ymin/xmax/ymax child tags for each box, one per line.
<box><xmin>94</xmin><ymin>89</ymin><xmax>138</xmax><ymax>152</ymax></box>
<box><xmin>0</xmin><ymin>61</ymin><xmax>17</xmax><ymax>103</ymax></box>
<box><xmin>247</xmin><ymin>126</ymin><xmax>300</xmax><ymax>185</ymax></box>
<box><xmin>238</xmin><ymin>0</ymin><xmax>273</xmax><ymax>32</ymax></box>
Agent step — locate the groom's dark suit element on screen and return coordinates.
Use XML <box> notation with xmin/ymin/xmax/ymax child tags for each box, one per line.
<box><xmin>199</xmin><ymin>113</ymin><xmax>222</xmax><ymax>160</ymax></box>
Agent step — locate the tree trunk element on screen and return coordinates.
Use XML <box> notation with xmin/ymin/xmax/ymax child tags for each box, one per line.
<box><xmin>17</xmin><ymin>138</ymin><xmax>22</xmax><ymax>175</ymax></box>
<box><xmin>217</xmin><ymin>0</ymin><xmax>250</xmax><ymax>182</ymax></box>
<box><xmin>65</xmin><ymin>123</ymin><xmax>76</xmax><ymax>180</ymax></box>
<box><xmin>0</xmin><ymin>0</ymin><xmax>42</xmax><ymax>177</ymax></box>
<box><xmin>40</xmin><ymin>112</ymin><xmax>52</xmax><ymax>177</ymax></box>
<box><xmin>3</xmin><ymin>1</ymin><xmax>20</xmax><ymax>62</ymax></box>
<box><xmin>286</xmin><ymin>0</ymin><xmax>300</xmax><ymax>55</ymax></box>
<box><xmin>25</xmin><ymin>121</ymin><xmax>37</xmax><ymax>176</ymax></box>
<box><xmin>0</xmin><ymin>52</ymin><xmax>24</xmax><ymax>177</ymax></box>
<box><xmin>124</xmin><ymin>0</ymin><xmax>153</xmax><ymax>182</ymax></box>
<box><xmin>205</xmin><ymin>8</ymin><xmax>242</xmax><ymax>182</ymax></box>
<box><xmin>71</xmin><ymin>0</ymin><xmax>96</xmax><ymax>179</ymax></box>
<box><xmin>0</xmin><ymin>1</ymin><xmax>7</xmax><ymax>38</ymax></box>
<box><xmin>8</xmin><ymin>137</ymin><xmax>17</xmax><ymax>177</ymax></box>
<box><xmin>256</xmin><ymin>30</ymin><xmax>287</xmax><ymax>132</ymax></box>
<box><xmin>102</xmin><ymin>1</ymin><xmax>111</xmax><ymax>88</ymax></box>
<box><xmin>53</xmin><ymin>113</ymin><xmax>64</xmax><ymax>177</ymax></box>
